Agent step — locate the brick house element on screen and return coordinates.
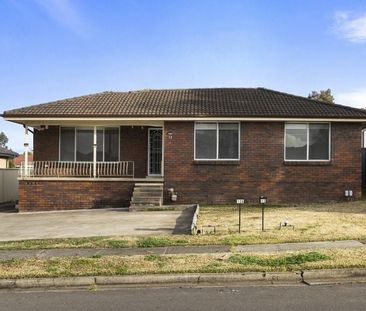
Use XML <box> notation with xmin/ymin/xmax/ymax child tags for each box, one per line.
<box><xmin>0</xmin><ymin>146</ymin><xmax>18</xmax><ymax>168</ymax></box>
<box><xmin>2</xmin><ymin>88</ymin><xmax>366</xmax><ymax>211</ymax></box>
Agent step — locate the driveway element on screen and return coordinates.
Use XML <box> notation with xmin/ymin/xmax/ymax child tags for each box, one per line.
<box><xmin>0</xmin><ymin>208</ymin><xmax>194</xmax><ymax>241</ymax></box>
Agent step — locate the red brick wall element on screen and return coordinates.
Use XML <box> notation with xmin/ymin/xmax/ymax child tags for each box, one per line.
<box><xmin>120</xmin><ymin>126</ymin><xmax>148</xmax><ymax>178</ymax></box>
<box><xmin>163</xmin><ymin>121</ymin><xmax>363</xmax><ymax>204</ymax></box>
<box><xmin>33</xmin><ymin>126</ymin><xmax>59</xmax><ymax>161</ymax></box>
<box><xmin>18</xmin><ymin>180</ymin><xmax>134</xmax><ymax>211</ymax></box>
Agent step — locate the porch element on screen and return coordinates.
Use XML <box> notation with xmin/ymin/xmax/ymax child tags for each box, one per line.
<box><xmin>17</xmin><ymin>122</ymin><xmax>166</xmax><ymax>211</ymax></box>
<box><xmin>19</xmin><ymin>121</ymin><xmax>165</xmax><ymax>180</ymax></box>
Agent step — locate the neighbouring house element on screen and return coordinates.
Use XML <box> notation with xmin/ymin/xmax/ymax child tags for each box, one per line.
<box><xmin>0</xmin><ymin>146</ymin><xmax>18</xmax><ymax>168</ymax></box>
<box><xmin>14</xmin><ymin>153</ymin><xmax>33</xmax><ymax>168</ymax></box>
<box><xmin>2</xmin><ymin>88</ymin><xmax>366</xmax><ymax>212</ymax></box>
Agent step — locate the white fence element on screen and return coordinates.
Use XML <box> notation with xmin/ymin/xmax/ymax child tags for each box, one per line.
<box><xmin>0</xmin><ymin>169</ymin><xmax>18</xmax><ymax>203</ymax></box>
<box><xmin>19</xmin><ymin>161</ymin><xmax>134</xmax><ymax>178</ymax></box>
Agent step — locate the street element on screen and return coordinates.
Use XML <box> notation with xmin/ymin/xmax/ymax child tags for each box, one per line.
<box><xmin>0</xmin><ymin>283</ymin><xmax>365</xmax><ymax>311</ymax></box>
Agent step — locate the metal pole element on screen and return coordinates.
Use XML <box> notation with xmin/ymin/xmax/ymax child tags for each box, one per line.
<box><xmin>24</xmin><ymin>125</ymin><xmax>29</xmax><ymax>177</ymax></box>
<box><xmin>239</xmin><ymin>204</ymin><xmax>242</xmax><ymax>233</ymax></box>
<box><xmin>93</xmin><ymin>126</ymin><xmax>97</xmax><ymax>178</ymax></box>
<box><xmin>261</xmin><ymin>204</ymin><xmax>264</xmax><ymax>231</ymax></box>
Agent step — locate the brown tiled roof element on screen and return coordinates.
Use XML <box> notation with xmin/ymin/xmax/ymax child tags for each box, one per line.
<box><xmin>3</xmin><ymin>88</ymin><xmax>366</xmax><ymax>119</ymax></box>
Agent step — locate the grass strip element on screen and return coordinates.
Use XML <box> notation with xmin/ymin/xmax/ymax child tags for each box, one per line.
<box><xmin>228</xmin><ymin>252</ymin><xmax>330</xmax><ymax>267</ymax></box>
<box><xmin>0</xmin><ymin>248</ymin><xmax>365</xmax><ymax>279</ymax></box>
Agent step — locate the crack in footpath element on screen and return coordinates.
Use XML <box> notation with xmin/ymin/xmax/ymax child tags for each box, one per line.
<box><xmin>299</xmin><ymin>271</ymin><xmax>311</xmax><ymax>286</ymax></box>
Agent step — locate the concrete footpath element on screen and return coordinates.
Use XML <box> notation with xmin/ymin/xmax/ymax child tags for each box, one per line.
<box><xmin>0</xmin><ymin>240</ymin><xmax>364</xmax><ymax>260</ymax></box>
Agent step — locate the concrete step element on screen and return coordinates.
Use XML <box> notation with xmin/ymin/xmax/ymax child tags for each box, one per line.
<box><xmin>134</xmin><ymin>196</ymin><xmax>161</xmax><ymax>201</ymax></box>
<box><xmin>132</xmin><ymin>198</ymin><xmax>162</xmax><ymax>203</ymax></box>
<box><xmin>129</xmin><ymin>182</ymin><xmax>164</xmax><ymax>210</ymax></box>
<box><xmin>131</xmin><ymin>197</ymin><xmax>162</xmax><ymax>203</ymax></box>
<box><xmin>133</xmin><ymin>189</ymin><xmax>163</xmax><ymax>193</ymax></box>
<box><xmin>134</xmin><ymin>183</ymin><xmax>164</xmax><ymax>187</ymax></box>
<box><xmin>134</xmin><ymin>187</ymin><xmax>163</xmax><ymax>191</ymax></box>
<box><xmin>133</xmin><ymin>189</ymin><xmax>163</xmax><ymax>197</ymax></box>
<box><xmin>133</xmin><ymin>187</ymin><xmax>163</xmax><ymax>191</ymax></box>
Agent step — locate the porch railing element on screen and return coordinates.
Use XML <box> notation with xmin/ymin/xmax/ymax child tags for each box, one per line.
<box><xmin>19</xmin><ymin>161</ymin><xmax>134</xmax><ymax>178</ymax></box>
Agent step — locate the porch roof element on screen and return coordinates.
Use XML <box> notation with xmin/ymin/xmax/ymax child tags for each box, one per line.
<box><xmin>3</xmin><ymin>87</ymin><xmax>366</xmax><ymax>120</ymax></box>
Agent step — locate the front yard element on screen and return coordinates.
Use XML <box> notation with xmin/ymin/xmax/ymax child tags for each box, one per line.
<box><xmin>0</xmin><ymin>201</ymin><xmax>366</xmax><ymax>278</ymax></box>
<box><xmin>0</xmin><ymin>201</ymin><xmax>365</xmax><ymax>250</ymax></box>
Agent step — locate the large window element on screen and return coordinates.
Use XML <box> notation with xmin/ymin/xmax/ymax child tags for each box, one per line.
<box><xmin>60</xmin><ymin>127</ymin><xmax>119</xmax><ymax>162</ymax></box>
<box><xmin>195</xmin><ymin>122</ymin><xmax>240</xmax><ymax>160</ymax></box>
<box><xmin>285</xmin><ymin>123</ymin><xmax>330</xmax><ymax>161</ymax></box>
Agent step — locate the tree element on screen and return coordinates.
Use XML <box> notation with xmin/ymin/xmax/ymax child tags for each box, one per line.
<box><xmin>0</xmin><ymin>132</ymin><xmax>8</xmax><ymax>147</ymax></box>
<box><xmin>308</xmin><ymin>89</ymin><xmax>335</xmax><ymax>104</ymax></box>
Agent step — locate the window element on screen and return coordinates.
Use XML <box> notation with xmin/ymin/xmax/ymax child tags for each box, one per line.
<box><xmin>60</xmin><ymin>127</ymin><xmax>75</xmax><ymax>161</ymax></box>
<box><xmin>60</xmin><ymin>127</ymin><xmax>119</xmax><ymax>162</ymax></box>
<box><xmin>196</xmin><ymin>123</ymin><xmax>217</xmax><ymax>159</ymax></box>
<box><xmin>195</xmin><ymin>122</ymin><xmax>240</xmax><ymax>160</ymax></box>
<box><xmin>76</xmin><ymin>129</ymin><xmax>94</xmax><ymax>161</ymax></box>
<box><xmin>285</xmin><ymin>123</ymin><xmax>330</xmax><ymax>161</ymax></box>
<box><xmin>104</xmin><ymin>128</ymin><xmax>119</xmax><ymax>161</ymax></box>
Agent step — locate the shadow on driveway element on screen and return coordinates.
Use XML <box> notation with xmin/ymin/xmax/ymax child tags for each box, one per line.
<box><xmin>172</xmin><ymin>205</ymin><xmax>195</xmax><ymax>234</ymax></box>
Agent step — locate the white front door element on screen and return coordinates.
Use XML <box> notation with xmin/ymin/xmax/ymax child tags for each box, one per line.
<box><xmin>148</xmin><ymin>128</ymin><xmax>163</xmax><ymax>176</ymax></box>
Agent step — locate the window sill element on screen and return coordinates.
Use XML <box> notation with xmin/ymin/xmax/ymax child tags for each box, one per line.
<box><xmin>193</xmin><ymin>160</ymin><xmax>240</xmax><ymax>166</ymax></box>
<box><xmin>283</xmin><ymin>161</ymin><xmax>331</xmax><ymax>166</ymax></box>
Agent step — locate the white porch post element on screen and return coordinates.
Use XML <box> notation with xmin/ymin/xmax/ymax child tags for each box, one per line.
<box><xmin>93</xmin><ymin>126</ymin><xmax>97</xmax><ymax>178</ymax></box>
<box><xmin>24</xmin><ymin>125</ymin><xmax>29</xmax><ymax>177</ymax></box>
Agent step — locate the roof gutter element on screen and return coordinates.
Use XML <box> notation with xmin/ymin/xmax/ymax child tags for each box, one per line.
<box><xmin>3</xmin><ymin>116</ymin><xmax>366</xmax><ymax>123</ymax></box>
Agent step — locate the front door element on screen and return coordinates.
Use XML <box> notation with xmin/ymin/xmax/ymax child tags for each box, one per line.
<box><xmin>148</xmin><ymin>128</ymin><xmax>162</xmax><ymax>176</ymax></box>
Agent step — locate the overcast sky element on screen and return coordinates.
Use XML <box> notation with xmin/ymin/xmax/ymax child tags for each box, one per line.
<box><xmin>1</xmin><ymin>0</ymin><xmax>366</xmax><ymax>152</ymax></box>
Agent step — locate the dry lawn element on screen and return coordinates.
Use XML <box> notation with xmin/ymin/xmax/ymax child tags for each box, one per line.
<box><xmin>197</xmin><ymin>201</ymin><xmax>366</xmax><ymax>244</ymax></box>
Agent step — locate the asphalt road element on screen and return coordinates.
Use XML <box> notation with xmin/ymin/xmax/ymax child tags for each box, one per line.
<box><xmin>0</xmin><ymin>284</ymin><xmax>365</xmax><ymax>311</ymax></box>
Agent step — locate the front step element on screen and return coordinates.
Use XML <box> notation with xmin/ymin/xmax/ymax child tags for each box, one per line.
<box><xmin>134</xmin><ymin>183</ymin><xmax>163</xmax><ymax>187</ymax></box>
<box><xmin>129</xmin><ymin>183</ymin><xmax>164</xmax><ymax>211</ymax></box>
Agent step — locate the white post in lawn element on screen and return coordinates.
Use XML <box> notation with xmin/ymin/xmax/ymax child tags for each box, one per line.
<box><xmin>93</xmin><ymin>126</ymin><xmax>97</xmax><ymax>178</ymax></box>
<box><xmin>24</xmin><ymin>125</ymin><xmax>29</xmax><ymax>177</ymax></box>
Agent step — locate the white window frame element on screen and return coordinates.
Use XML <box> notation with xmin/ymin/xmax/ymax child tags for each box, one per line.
<box><xmin>59</xmin><ymin>126</ymin><xmax>120</xmax><ymax>162</ymax></box>
<box><xmin>194</xmin><ymin>121</ymin><xmax>241</xmax><ymax>161</ymax></box>
<box><xmin>284</xmin><ymin>122</ymin><xmax>331</xmax><ymax>162</ymax></box>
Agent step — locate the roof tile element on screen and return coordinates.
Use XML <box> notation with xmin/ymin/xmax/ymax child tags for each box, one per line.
<box><xmin>3</xmin><ymin>88</ymin><xmax>366</xmax><ymax>119</ymax></box>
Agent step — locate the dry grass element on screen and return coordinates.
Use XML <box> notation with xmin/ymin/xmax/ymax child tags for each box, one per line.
<box><xmin>197</xmin><ymin>201</ymin><xmax>366</xmax><ymax>244</ymax></box>
<box><xmin>0</xmin><ymin>248</ymin><xmax>366</xmax><ymax>279</ymax></box>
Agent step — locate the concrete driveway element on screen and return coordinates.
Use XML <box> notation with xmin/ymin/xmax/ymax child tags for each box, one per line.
<box><xmin>0</xmin><ymin>208</ymin><xmax>194</xmax><ymax>241</ymax></box>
